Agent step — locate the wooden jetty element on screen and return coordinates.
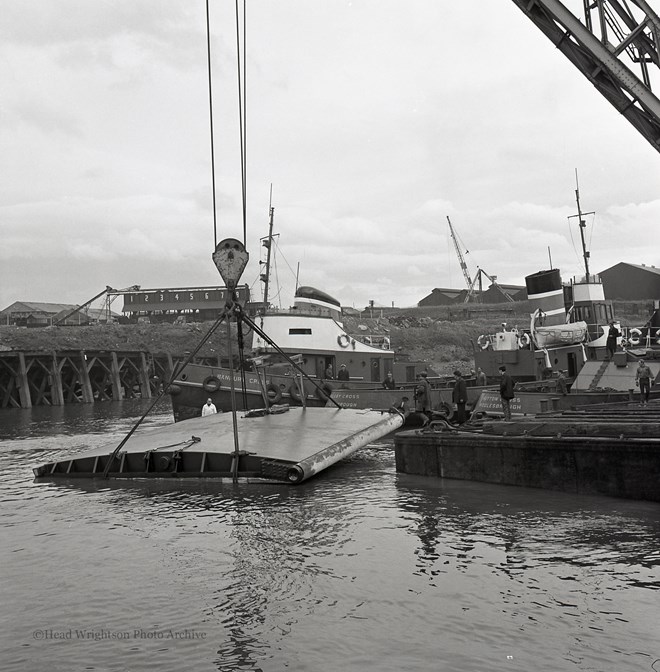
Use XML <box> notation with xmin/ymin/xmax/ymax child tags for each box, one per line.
<box><xmin>0</xmin><ymin>349</ymin><xmax>187</xmax><ymax>409</ymax></box>
<box><xmin>34</xmin><ymin>406</ymin><xmax>405</xmax><ymax>484</ymax></box>
<box><xmin>394</xmin><ymin>400</ymin><xmax>660</xmax><ymax>502</ymax></box>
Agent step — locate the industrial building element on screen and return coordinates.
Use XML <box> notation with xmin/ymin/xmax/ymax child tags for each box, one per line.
<box><xmin>119</xmin><ymin>285</ymin><xmax>251</xmax><ymax>322</ymax></box>
<box><xmin>417</xmin><ymin>283</ymin><xmax>526</xmax><ymax>307</ymax></box>
<box><xmin>0</xmin><ymin>302</ymin><xmax>117</xmax><ymax>327</ymax></box>
<box><xmin>598</xmin><ymin>262</ymin><xmax>660</xmax><ymax>300</ymax></box>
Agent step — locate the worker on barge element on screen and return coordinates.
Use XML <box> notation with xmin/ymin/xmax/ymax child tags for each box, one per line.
<box><xmin>635</xmin><ymin>359</ymin><xmax>652</xmax><ymax>405</ymax></box>
<box><xmin>498</xmin><ymin>365</ymin><xmax>515</xmax><ymax>421</ymax></box>
<box><xmin>452</xmin><ymin>370</ymin><xmax>467</xmax><ymax>424</ymax></box>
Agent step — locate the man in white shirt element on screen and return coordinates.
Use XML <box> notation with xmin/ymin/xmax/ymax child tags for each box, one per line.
<box><xmin>202</xmin><ymin>398</ymin><xmax>217</xmax><ymax>416</ymax></box>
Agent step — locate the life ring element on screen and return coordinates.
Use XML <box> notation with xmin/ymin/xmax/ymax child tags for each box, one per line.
<box><xmin>288</xmin><ymin>383</ymin><xmax>303</xmax><ymax>403</ymax></box>
<box><xmin>315</xmin><ymin>382</ymin><xmax>333</xmax><ymax>402</ymax></box>
<box><xmin>477</xmin><ymin>335</ymin><xmax>489</xmax><ymax>350</ymax></box>
<box><xmin>266</xmin><ymin>382</ymin><xmax>282</xmax><ymax>404</ymax></box>
<box><xmin>518</xmin><ymin>333</ymin><xmax>531</xmax><ymax>349</ymax></box>
<box><xmin>628</xmin><ymin>328</ymin><xmax>642</xmax><ymax>346</ymax></box>
<box><xmin>202</xmin><ymin>376</ymin><xmax>221</xmax><ymax>393</ymax></box>
<box><xmin>337</xmin><ymin>334</ymin><xmax>351</xmax><ymax>348</ymax></box>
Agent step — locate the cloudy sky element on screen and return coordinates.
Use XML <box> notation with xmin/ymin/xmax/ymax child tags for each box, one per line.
<box><xmin>2</xmin><ymin>0</ymin><xmax>659</xmax><ymax>312</ymax></box>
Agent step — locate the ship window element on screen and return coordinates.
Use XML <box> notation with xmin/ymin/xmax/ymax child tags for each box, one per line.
<box><xmin>289</xmin><ymin>328</ymin><xmax>312</xmax><ymax>335</ymax></box>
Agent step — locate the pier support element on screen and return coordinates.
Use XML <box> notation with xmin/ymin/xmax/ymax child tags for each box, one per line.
<box><xmin>0</xmin><ymin>349</ymin><xmax>180</xmax><ymax>409</ymax></box>
<box><xmin>79</xmin><ymin>351</ymin><xmax>95</xmax><ymax>403</ymax></box>
<box><xmin>17</xmin><ymin>353</ymin><xmax>32</xmax><ymax>409</ymax></box>
<box><xmin>50</xmin><ymin>352</ymin><xmax>65</xmax><ymax>406</ymax></box>
<box><xmin>111</xmin><ymin>352</ymin><xmax>123</xmax><ymax>400</ymax></box>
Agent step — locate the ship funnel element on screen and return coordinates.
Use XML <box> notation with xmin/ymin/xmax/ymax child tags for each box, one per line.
<box><xmin>525</xmin><ymin>269</ymin><xmax>566</xmax><ymax>326</ymax></box>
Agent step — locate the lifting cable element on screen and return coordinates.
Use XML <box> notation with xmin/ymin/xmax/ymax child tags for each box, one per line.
<box><xmin>234</xmin><ymin>0</ymin><xmax>247</xmax><ymax>247</ymax></box>
<box><xmin>205</xmin><ymin>0</ymin><xmax>218</xmax><ymax>248</ymax></box>
<box><xmin>102</xmin><ymin>311</ymin><xmax>229</xmax><ymax>477</ymax></box>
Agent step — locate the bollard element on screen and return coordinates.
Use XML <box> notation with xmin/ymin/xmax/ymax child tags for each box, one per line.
<box><xmin>540</xmin><ymin>399</ymin><xmax>549</xmax><ymax>413</ymax></box>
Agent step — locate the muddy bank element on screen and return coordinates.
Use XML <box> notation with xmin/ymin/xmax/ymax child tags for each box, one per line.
<box><xmin>0</xmin><ymin>300</ymin><xmax>646</xmax><ymax>375</ymax></box>
<box><xmin>0</xmin><ymin>305</ymin><xmax>527</xmax><ymax>376</ymax></box>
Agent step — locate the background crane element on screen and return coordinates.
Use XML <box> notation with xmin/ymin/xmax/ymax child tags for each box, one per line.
<box><xmin>447</xmin><ymin>216</ymin><xmax>515</xmax><ymax>304</ymax></box>
<box><xmin>446</xmin><ymin>216</ymin><xmax>473</xmax><ymax>291</ymax></box>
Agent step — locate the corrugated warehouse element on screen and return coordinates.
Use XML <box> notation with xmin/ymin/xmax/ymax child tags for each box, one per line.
<box><xmin>418</xmin><ymin>288</ymin><xmax>468</xmax><ymax>307</ymax></box>
<box><xmin>1</xmin><ymin>301</ymin><xmax>78</xmax><ymax>327</ymax></box>
<box><xmin>599</xmin><ymin>262</ymin><xmax>660</xmax><ymax>300</ymax></box>
<box><xmin>0</xmin><ymin>301</ymin><xmax>119</xmax><ymax>326</ymax></box>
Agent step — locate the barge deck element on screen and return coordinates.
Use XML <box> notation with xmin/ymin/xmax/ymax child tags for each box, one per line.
<box><xmin>394</xmin><ymin>400</ymin><xmax>660</xmax><ymax>502</ymax></box>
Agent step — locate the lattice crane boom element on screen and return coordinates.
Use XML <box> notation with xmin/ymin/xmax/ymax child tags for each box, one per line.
<box><xmin>446</xmin><ymin>216</ymin><xmax>473</xmax><ymax>289</ymax></box>
<box><xmin>510</xmin><ymin>0</ymin><xmax>660</xmax><ymax>154</ymax></box>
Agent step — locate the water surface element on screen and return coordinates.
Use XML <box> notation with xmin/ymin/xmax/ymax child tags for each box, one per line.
<box><xmin>1</xmin><ymin>400</ymin><xmax>659</xmax><ymax>671</ymax></box>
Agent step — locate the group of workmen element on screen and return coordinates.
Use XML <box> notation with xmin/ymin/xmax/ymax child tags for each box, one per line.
<box><xmin>412</xmin><ymin>366</ymin><xmax>514</xmax><ymax>425</ymax></box>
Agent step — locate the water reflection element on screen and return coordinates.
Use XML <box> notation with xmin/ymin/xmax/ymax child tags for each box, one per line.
<box><xmin>394</xmin><ymin>474</ymin><xmax>660</xmax><ymax>670</ymax></box>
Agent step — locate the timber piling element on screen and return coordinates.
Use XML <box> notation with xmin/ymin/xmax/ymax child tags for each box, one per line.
<box><xmin>0</xmin><ymin>350</ymin><xmax>184</xmax><ymax>409</ymax></box>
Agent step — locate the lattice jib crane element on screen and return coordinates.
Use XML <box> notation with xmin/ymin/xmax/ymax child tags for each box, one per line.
<box><xmin>510</xmin><ymin>0</ymin><xmax>660</xmax><ymax>154</ymax></box>
<box><xmin>447</xmin><ymin>216</ymin><xmax>473</xmax><ymax>290</ymax></box>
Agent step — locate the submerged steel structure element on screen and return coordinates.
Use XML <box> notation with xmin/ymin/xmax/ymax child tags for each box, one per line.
<box><xmin>511</xmin><ymin>0</ymin><xmax>660</xmax><ymax>153</ymax></box>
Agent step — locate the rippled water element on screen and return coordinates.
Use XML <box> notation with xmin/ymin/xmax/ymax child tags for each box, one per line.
<box><xmin>1</xmin><ymin>400</ymin><xmax>660</xmax><ymax>671</ymax></box>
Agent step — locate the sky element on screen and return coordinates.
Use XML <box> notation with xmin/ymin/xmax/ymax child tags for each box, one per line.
<box><xmin>2</xmin><ymin>0</ymin><xmax>660</xmax><ymax>312</ymax></box>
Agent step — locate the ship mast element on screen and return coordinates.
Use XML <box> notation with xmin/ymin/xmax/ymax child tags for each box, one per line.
<box><xmin>260</xmin><ymin>186</ymin><xmax>275</xmax><ymax>313</ymax></box>
<box><xmin>571</xmin><ymin>170</ymin><xmax>594</xmax><ymax>281</ymax></box>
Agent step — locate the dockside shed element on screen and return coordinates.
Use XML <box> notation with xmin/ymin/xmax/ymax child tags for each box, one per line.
<box><xmin>599</xmin><ymin>262</ymin><xmax>660</xmax><ymax>300</ymax></box>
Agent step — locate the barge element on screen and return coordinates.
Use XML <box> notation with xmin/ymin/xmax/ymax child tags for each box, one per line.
<box><xmin>394</xmin><ymin>401</ymin><xmax>660</xmax><ymax>501</ymax></box>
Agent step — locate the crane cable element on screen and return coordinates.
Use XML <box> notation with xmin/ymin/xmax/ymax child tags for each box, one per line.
<box><xmin>206</xmin><ymin>0</ymin><xmax>248</xmax><ymax>248</ymax></box>
<box><xmin>235</xmin><ymin>0</ymin><xmax>247</xmax><ymax>247</ymax></box>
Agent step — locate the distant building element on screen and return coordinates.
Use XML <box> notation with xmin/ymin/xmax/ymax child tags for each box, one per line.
<box><xmin>0</xmin><ymin>301</ymin><xmax>119</xmax><ymax>327</ymax></box>
<box><xmin>418</xmin><ymin>283</ymin><xmax>526</xmax><ymax>307</ymax></box>
<box><xmin>481</xmin><ymin>283</ymin><xmax>527</xmax><ymax>304</ymax></box>
<box><xmin>599</xmin><ymin>262</ymin><xmax>660</xmax><ymax>300</ymax></box>
<box><xmin>1</xmin><ymin>301</ymin><xmax>78</xmax><ymax>327</ymax></box>
<box><xmin>120</xmin><ymin>285</ymin><xmax>251</xmax><ymax>322</ymax></box>
<box><xmin>417</xmin><ymin>288</ymin><xmax>467</xmax><ymax>307</ymax></box>
<box><xmin>0</xmin><ymin>301</ymin><xmax>118</xmax><ymax>327</ymax></box>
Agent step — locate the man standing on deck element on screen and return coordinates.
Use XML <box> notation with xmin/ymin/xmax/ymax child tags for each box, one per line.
<box><xmin>202</xmin><ymin>398</ymin><xmax>217</xmax><ymax>416</ymax></box>
<box><xmin>606</xmin><ymin>322</ymin><xmax>619</xmax><ymax>359</ymax></box>
<box><xmin>635</xmin><ymin>359</ymin><xmax>652</xmax><ymax>405</ymax></box>
<box><xmin>337</xmin><ymin>364</ymin><xmax>350</xmax><ymax>382</ymax></box>
<box><xmin>452</xmin><ymin>370</ymin><xmax>467</xmax><ymax>424</ymax></box>
<box><xmin>475</xmin><ymin>367</ymin><xmax>487</xmax><ymax>386</ymax></box>
<box><xmin>498</xmin><ymin>365</ymin><xmax>515</xmax><ymax>421</ymax></box>
<box><xmin>382</xmin><ymin>372</ymin><xmax>396</xmax><ymax>389</ymax></box>
<box><xmin>415</xmin><ymin>372</ymin><xmax>431</xmax><ymax>424</ymax></box>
